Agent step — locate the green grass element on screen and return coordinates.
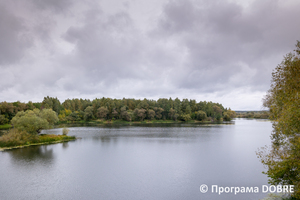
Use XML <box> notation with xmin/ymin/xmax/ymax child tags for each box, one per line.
<box><xmin>0</xmin><ymin>124</ymin><xmax>12</xmax><ymax>130</ymax></box>
<box><xmin>0</xmin><ymin>129</ymin><xmax>76</xmax><ymax>150</ymax></box>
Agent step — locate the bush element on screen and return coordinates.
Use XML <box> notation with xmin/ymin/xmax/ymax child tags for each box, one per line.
<box><xmin>196</xmin><ymin>111</ymin><xmax>207</xmax><ymax>121</ymax></box>
<box><xmin>0</xmin><ymin>129</ymin><xmax>37</xmax><ymax>147</ymax></box>
<box><xmin>179</xmin><ymin>114</ymin><xmax>191</xmax><ymax>121</ymax></box>
<box><xmin>0</xmin><ymin>128</ymin><xmax>75</xmax><ymax>148</ymax></box>
<box><xmin>62</xmin><ymin>127</ymin><xmax>69</xmax><ymax>135</ymax></box>
<box><xmin>11</xmin><ymin>109</ymin><xmax>58</xmax><ymax>134</ymax></box>
<box><xmin>0</xmin><ymin>115</ymin><xmax>9</xmax><ymax>125</ymax></box>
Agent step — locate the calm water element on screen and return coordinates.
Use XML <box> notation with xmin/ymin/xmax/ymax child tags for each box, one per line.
<box><xmin>0</xmin><ymin>119</ymin><xmax>272</xmax><ymax>200</ymax></box>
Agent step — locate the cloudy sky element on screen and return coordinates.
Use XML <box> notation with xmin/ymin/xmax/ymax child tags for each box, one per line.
<box><xmin>0</xmin><ymin>0</ymin><xmax>299</xmax><ymax>110</ymax></box>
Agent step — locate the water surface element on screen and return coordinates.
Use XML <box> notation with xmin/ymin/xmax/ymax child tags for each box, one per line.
<box><xmin>0</xmin><ymin>119</ymin><xmax>272</xmax><ymax>200</ymax></box>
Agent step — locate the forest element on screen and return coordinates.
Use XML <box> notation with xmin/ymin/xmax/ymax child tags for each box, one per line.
<box><xmin>0</xmin><ymin>97</ymin><xmax>236</xmax><ymax>125</ymax></box>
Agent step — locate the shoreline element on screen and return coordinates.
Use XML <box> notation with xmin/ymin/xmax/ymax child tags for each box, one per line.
<box><xmin>0</xmin><ymin>135</ymin><xmax>76</xmax><ymax>152</ymax></box>
<box><xmin>0</xmin><ymin>119</ymin><xmax>235</xmax><ymax>131</ymax></box>
<box><xmin>55</xmin><ymin>119</ymin><xmax>230</xmax><ymax>126</ymax></box>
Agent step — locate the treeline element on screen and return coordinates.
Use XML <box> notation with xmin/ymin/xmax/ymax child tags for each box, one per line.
<box><xmin>235</xmin><ymin>111</ymin><xmax>269</xmax><ymax>119</ymax></box>
<box><xmin>0</xmin><ymin>96</ymin><xmax>236</xmax><ymax>124</ymax></box>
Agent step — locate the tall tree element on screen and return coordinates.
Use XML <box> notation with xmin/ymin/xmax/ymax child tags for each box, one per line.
<box><xmin>258</xmin><ymin>41</ymin><xmax>300</xmax><ymax>199</ymax></box>
<box><xmin>42</xmin><ymin>96</ymin><xmax>62</xmax><ymax>114</ymax></box>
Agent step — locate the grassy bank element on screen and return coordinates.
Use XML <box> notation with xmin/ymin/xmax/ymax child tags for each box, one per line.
<box><xmin>0</xmin><ymin>129</ymin><xmax>76</xmax><ymax>151</ymax></box>
<box><xmin>0</xmin><ymin>124</ymin><xmax>12</xmax><ymax>130</ymax></box>
<box><xmin>57</xmin><ymin>119</ymin><xmax>221</xmax><ymax>126</ymax></box>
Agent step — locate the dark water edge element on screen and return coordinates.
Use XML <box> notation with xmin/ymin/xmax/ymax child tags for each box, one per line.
<box><xmin>55</xmin><ymin>120</ymin><xmax>235</xmax><ymax>129</ymax></box>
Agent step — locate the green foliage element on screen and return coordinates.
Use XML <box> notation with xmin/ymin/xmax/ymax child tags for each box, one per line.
<box><xmin>42</xmin><ymin>96</ymin><xmax>63</xmax><ymax>114</ymax></box>
<box><xmin>223</xmin><ymin>109</ymin><xmax>236</xmax><ymax>121</ymax></box>
<box><xmin>120</xmin><ymin>106</ymin><xmax>131</xmax><ymax>121</ymax></box>
<box><xmin>147</xmin><ymin>109</ymin><xmax>155</xmax><ymax>120</ymax></box>
<box><xmin>112</xmin><ymin>109</ymin><xmax>119</xmax><ymax>119</ymax></box>
<box><xmin>58</xmin><ymin>109</ymin><xmax>72</xmax><ymax>121</ymax></box>
<box><xmin>235</xmin><ymin>111</ymin><xmax>269</xmax><ymax>119</ymax></box>
<box><xmin>39</xmin><ymin>109</ymin><xmax>59</xmax><ymax>125</ymax></box>
<box><xmin>97</xmin><ymin>106</ymin><xmax>109</xmax><ymax>119</ymax></box>
<box><xmin>62</xmin><ymin>127</ymin><xmax>69</xmax><ymax>135</ymax></box>
<box><xmin>0</xmin><ymin>115</ymin><xmax>9</xmax><ymax>125</ymax></box>
<box><xmin>134</xmin><ymin>108</ymin><xmax>146</xmax><ymax>121</ymax></box>
<box><xmin>67</xmin><ymin>111</ymin><xmax>82</xmax><ymax>122</ymax></box>
<box><xmin>196</xmin><ymin>110</ymin><xmax>207</xmax><ymax>121</ymax></box>
<box><xmin>185</xmin><ymin>105</ymin><xmax>192</xmax><ymax>114</ymax></box>
<box><xmin>0</xmin><ymin>101</ymin><xmax>16</xmax><ymax>120</ymax></box>
<box><xmin>154</xmin><ymin>107</ymin><xmax>164</xmax><ymax>119</ymax></box>
<box><xmin>11</xmin><ymin>110</ymin><xmax>49</xmax><ymax>134</ymax></box>
<box><xmin>56</xmin><ymin>97</ymin><xmax>232</xmax><ymax>122</ymax></box>
<box><xmin>0</xmin><ymin>128</ymin><xmax>75</xmax><ymax>148</ymax></box>
<box><xmin>0</xmin><ymin>124</ymin><xmax>12</xmax><ymax>130</ymax></box>
<box><xmin>11</xmin><ymin>108</ymin><xmax>58</xmax><ymax>134</ymax></box>
<box><xmin>261</xmin><ymin>193</ymin><xmax>296</xmax><ymax>200</ymax></box>
<box><xmin>0</xmin><ymin>129</ymin><xmax>36</xmax><ymax>147</ymax></box>
<box><xmin>258</xmin><ymin>41</ymin><xmax>300</xmax><ymax>199</ymax></box>
<box><xmin>84</xmin><ymin>106</ymin><xmax>94</xmax><ymax>121</ymax></box>
<box><xmin>179</xmin><ymin>114</ymin><xmax>191</xmax><ymax>121</ymax></box>
<box><xmin>1</xmin><ymin>96</ymin><xmax>233</xmax><ymax>124</ymax></box>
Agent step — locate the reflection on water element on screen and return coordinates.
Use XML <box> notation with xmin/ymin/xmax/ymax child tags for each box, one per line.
<box><xmin>9</xmin><ymin>145</ymin><xmax>54</xmax><ymax>165</ymax></box>
<box><xmin>0</xmin><ymin>119</ymin><xmax>272</xmax><ymax>200</ymax></box>
<box><xmin>62</xmin><ymin>142</ymin><xmax>69</xmax><ymax>149</ymax></box>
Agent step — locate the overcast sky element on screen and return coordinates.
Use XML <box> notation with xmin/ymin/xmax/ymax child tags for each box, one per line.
<box><xmin>0</xmin><ymin>0</ymin><xmax>299</xmax><ymax>110</ymax></box>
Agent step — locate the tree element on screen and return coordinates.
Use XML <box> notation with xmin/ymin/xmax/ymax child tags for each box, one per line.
<box><xmin>58</xmin><ymin>109</ymin><xmax>72</xmax><ymax>121</ymax></box>
<box><xmin>134</xmin><ymin>108</ymin><xmax>146</xmax><ymax>121</ymax></box>
<box><xmin>147</xmin><ymin>109</ymin><xmax>155</xmax><ymax>120</ymax></box>
<box><xmin>168</xmin><ymin>108</ymin><xmax>175</xmax><ymax>120</ymax></box>
<box><xmin>39</xmin><ymin>109</ymin><xmax>59</xmax><ymax>125</ymax></box>
<box><xmin>257</xmin><ymin>41</ymin><xmax>300</xmax><ymax>199</ymax></box>
<box><xmin>0</xmin><ymin>115</ymin><xmax>9</xmax><ymax>125</ymax></box>
<box><xmin>84</xmin><ymin>106</ymin><xmax>94</xmax><ymax>121</ymax></box>
<box><xmin>67</xmin><ymin>111</ymin><xmax>81</xmax><ymax>122</ymax></box>
<box><xmin>212</xmin><ymin>105</ymin><xmax>222</xmax><ymax>121</ymax></box>
<box><xmin>223</xmin><ymin>108</ymin><xmax>236</xmax><ymax>121</ymax></box>
<box><xmin>42</xmin><ymin>96</ymin><xmax>63</xmax><ymax>114</ymax></box>
<box><xmin>26</xmin><ymin>101</ymin><xmax>35</xmax><ymax>110</ymax></box>
<box><xmin>112</xmin><ymin>109</ymin><xmax>119</xmax><ymax>119</ymax></box>
<box><xmin>179</xmin><ymin>114</ymin><xmax>191</xmax><ymax>121</ymax></box>
<box><xmin>154</xmin><ymin>107</ymin><xmax>164</xmax><ymax>119</ymax></box>
<box><xmin>97</xmin><ymin>106</ymin><xmax>109</xmax><ymax>119</ymax></box>
<box><xmin>196</xmin><ymin>110</ymin><xmax>207</xmax><ymax>121</ymax></box>
<box><xmin>185</xmin><ymin>105</ymin><xmax>192</xmax><ymax>115</ymax></box>
<box><xmin>11</xmin><ymin>109</ymin><xmax>57</xmax><ymax>134</ymax></box>
<box><xmin>0</xmin><ymin>101</ymin><xmax>15</xmax><ymax>120</ymax></box>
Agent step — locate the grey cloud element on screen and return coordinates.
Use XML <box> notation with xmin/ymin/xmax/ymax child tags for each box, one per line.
<box><xmin>0</xmin><ymin>4</ymin><xmax>33</xmax><ymax>65</ymax></box>
<box><xmin>153</xmin><ymin>0</ymin><xmax>300</xmax><ymax>94</ymax></box>
<box><xmin>62</xmin><ymin>9</ymin><xmax>152</xmax><ymax>92</ymax></box>
<box><xmin>31</xmin><ymin>0</ymin><xmax>73</xmax><ymax>13</ymax></box>
<box><xmin>1</xmin><ymin>0</ymin><xmax>300</xmax><ymax>110</ymax></box>
<box><xmin>158</xmin><ymin>0</ymin><xmax>197</xmax><ymax>34</ymax></box>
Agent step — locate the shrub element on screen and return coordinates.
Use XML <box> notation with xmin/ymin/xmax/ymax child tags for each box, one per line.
<box><xmin>0</xmin><ymin>129</ymin><xmax>37</xmax><ymax>147</ymax></box>
<box><xmin>62</xmin><ymin>127</ymin><xmax>69</xmax><ymax>135</ymax></box>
